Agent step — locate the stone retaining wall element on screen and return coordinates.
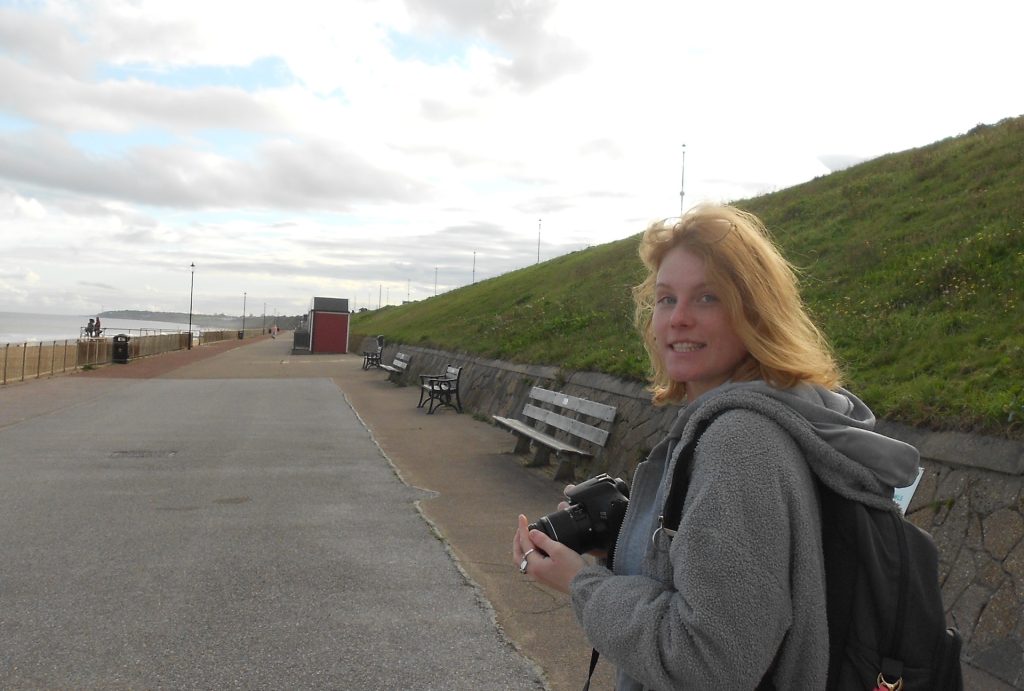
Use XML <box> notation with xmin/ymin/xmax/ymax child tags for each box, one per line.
<box><xmin>379</xmin><ymin>342</ymin><xmax>1024</xmax><ymax>687</ymax></box>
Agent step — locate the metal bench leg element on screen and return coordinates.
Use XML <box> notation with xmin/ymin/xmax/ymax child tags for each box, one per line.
<box><xmin>427</xmin><ymin>387</ymin><xmax>453</xmax><ymax>414</ymax></box>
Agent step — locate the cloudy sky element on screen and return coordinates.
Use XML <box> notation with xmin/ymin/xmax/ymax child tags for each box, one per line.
<box><xmin>2</xmin><ymin>0</ymin><xmax>1022</xmax><ymax>317</ymax></box>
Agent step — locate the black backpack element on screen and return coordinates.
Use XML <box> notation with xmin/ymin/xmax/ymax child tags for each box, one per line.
<box><xmin>660</xmin><ymin>414</ymin><xmax>964</xmax><ymax>691</ymax></box>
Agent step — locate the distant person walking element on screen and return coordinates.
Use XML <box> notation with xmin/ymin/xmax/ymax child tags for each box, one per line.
<box><xmin>512</xmin><ymin>203</ymin><xmax>920</xmax><ymax>689</ymax></box>
<box><xmin>85</xmin><ymin>318</ymin><xmax>95</xmax><ymax>337</ymax></box>
<box><xmin>94</xmin><ymin>316</ymin><xmax>101</xmax><ymax>336</ymax></box>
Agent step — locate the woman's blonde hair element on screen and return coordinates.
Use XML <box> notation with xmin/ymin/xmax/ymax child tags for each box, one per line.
<box><xmin>633</xmin><ymin>203</ymin><xmax>842</xmax><ymax>405</ymax></box>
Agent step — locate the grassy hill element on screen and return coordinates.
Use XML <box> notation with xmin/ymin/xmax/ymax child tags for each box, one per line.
<box><xmin>352</xmin><ymin>116</ymin><xmax>1024</xmax><ymax>440</ymax></box>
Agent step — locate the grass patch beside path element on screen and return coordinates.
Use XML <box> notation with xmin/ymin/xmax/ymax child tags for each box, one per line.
<box><xmin>354</xmin><ymin>116</ymin><xmax>1024</xmax><ymax>440</ymax></box>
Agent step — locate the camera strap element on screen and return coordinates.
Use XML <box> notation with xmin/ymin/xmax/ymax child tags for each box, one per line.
<box><xmin>582</xmin><ymin>648</ymin><xmax>600</xmax><ymax>691</ymax></box>
<box><xmin>582</xmin><ymin>546</ymin><xmax>617</xmax><ymax>690</ymax></box>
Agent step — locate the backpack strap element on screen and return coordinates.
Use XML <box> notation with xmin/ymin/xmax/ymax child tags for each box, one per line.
<box><xmin>656</xmin><ymin>409</ymin><xmax>780</xmax><ymax>690</ymax></box>
<box><xmin>580</xmin><ymin>416</ymin><xmax>721</xmax><ymax>691</ymax></box>
<box><xmin>658</xmin><ymin>414</ymin><xmax>719</xmax><ymax>535</ymax></box>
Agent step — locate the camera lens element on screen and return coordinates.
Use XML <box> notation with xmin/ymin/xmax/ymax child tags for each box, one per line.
<box><xmin>530</xmin><ymin>504</ymin><xmax>593</xmax><ymax>554</ymax></box>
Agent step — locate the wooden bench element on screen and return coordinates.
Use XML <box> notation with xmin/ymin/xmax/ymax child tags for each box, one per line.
<box><xmin>492</xmin><ymin>386</ymin><xmax>617</xmax><ymax>481</ymax></box>
<box><xmin>417</xmin><ymin>365</ymin><xmax>463</xmax><ymax>414</ymax></box>
<box><xmin>379</xmin><ymin>352</ymin><xmax>411</xmax><ymax>383</ymax></box>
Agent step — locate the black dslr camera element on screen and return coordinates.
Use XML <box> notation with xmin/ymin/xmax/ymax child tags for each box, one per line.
<box><xmin>529</xmin><ymin>474</ymin><xmax>629</xmax><ymax>555</ymax></box>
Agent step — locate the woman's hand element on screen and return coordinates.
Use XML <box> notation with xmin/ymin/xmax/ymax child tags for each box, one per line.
<box><xmin>512</xmin><ymin>514</ymin><xmax>587</xmax><ymax>594</ymax></box>
<box><xmin>558</xmin><ymin>484</ymin><xmax>575</xmax><ymax>511</ymax></box>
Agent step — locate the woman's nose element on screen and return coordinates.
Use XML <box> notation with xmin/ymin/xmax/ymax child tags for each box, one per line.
<box><xmin>669</xmin><ymin>302</ymin><xmax>693</xmax><ymax>327</ymax></box>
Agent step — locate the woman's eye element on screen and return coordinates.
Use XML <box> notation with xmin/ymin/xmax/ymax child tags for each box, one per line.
<box><xmin>656</xmin><ymin>295</ymin><xmax>676</xmax><ymax>306</ymax></box>
<box><xmin>696</xmin><ymin>293</ymin><xmax>718</xmax><ymax>304</ymax></box>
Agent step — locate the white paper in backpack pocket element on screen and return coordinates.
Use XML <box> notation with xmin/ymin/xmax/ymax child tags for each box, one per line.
<box><xmin>893</xmin><ymin>467</ymin><xmax>925</xmax><ymax>515</ymax></box>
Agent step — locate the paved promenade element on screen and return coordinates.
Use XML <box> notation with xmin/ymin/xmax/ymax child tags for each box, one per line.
<box><xmin>0</xmin><ymin>336</ymin><xmax>612</xmax><ymax>690</ymax></box>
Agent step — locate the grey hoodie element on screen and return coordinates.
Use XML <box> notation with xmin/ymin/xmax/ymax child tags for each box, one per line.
<box><xmin>569</xmin><ymin>381</ymin><xmax>919</xmax><ymax>690</ymax></box>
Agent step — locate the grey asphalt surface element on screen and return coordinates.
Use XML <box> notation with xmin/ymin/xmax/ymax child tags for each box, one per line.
<box><xmin>0</xmin><ymin>337</ymin><xmax>574</xmax><ymax>690</ymax></box>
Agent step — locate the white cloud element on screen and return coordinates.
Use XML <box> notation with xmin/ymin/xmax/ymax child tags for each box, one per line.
<box><xmin>0</xmin><ymin>0</ymin><xmax>1021</xmax><ymax>318</ymax></box>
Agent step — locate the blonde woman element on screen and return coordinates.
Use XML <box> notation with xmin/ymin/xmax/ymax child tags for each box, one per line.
<box><xmin>513</xmin><ymin>204</ymin><xmax>919</xmax><ymax>689</ymax></box>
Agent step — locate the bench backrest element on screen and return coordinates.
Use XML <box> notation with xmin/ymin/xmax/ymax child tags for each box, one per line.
<box><xmin>442</xmin><ymin>365</ymin><xmax>461</xmax><ymax>380</ymax></box>
<box><xmin>393</xmin><ymin>352</ymin><xmax>410</xmax><ymax>370</ymax></box>
<box><xmin>522</xmin><ymin>387</ymin><xmax>617</xmax><ymax>447</ymax></box>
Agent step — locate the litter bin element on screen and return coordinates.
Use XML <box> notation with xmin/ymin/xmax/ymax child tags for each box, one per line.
<box><xmin>112</xmin><ymin>334</ymin><xmax>130</xmax><ymax>364</ymax></box>
<box><xmin>238</xmin><ymin>330</ymin><xmax>244</xmax><ymax>340</ymax></box>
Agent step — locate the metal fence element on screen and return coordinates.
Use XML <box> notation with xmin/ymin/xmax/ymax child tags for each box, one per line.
<box><xmin>1</xmin><ymin>332</ymin><xmax>183</xmax><ymax>384</ymax></box>
<box><xmin>199</xmin><ymin>328</ymin><xmax>265</xmax><ymax>344</ymax></box>
<box><xmin>0</xmin><ymin>327</ymin><xmax>275</xmax><ymax>385</ymax></box>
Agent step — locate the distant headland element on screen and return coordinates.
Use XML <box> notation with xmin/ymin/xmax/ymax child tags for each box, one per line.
<box><xmin>99</xmin><ymin>310</ymin><xmax>303</xmax><ymax>330</ymax></box>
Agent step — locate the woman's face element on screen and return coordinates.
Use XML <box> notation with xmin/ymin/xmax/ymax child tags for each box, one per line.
<box><xmin>652</xmin><ymin>245</ymin><xmax>749</xmax><ymax>399</ymax></box>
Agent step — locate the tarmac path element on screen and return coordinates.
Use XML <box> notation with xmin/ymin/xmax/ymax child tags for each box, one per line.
<box><xmin>0</xmin><ymin>336</ymin><xmax>613</xmax><ymax>690</ymax></box>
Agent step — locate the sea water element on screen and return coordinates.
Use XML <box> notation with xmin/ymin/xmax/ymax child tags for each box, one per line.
<box><xmin>0</xmin><ymin>311</ymin><xmax>193</xmax><ymax>344</ymax></box>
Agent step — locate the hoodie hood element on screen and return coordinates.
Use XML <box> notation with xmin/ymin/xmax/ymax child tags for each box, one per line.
<box><xmin>671</xmin><ymin>381</ymin><xmax>920</xmax><ymax>510</ymax></box>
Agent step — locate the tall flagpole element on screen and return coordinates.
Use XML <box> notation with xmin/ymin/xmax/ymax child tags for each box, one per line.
<box><xmin>537</xmin><ymin>219</ymin><xmax>541</xmax><ymax>264</ymax></box>
<box><xmin>679</xmin><ymin>143</ymin><xmax>686</xmax><ymax>215</ymax></box>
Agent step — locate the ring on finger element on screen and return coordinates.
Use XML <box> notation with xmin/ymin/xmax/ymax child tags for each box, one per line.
<box><xmin>519</xmin><ymin>548</ymin><xmax>536</xmax><ymax>574</ymax></box>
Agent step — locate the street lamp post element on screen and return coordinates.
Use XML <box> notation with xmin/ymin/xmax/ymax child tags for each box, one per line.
<box><xmin>188</xmin><ymin>262</ymin><xmax>195</xmax><ymax>349</ymax></box>
<box><xmin>241</xmin><ymin>292</ymin><xmax>247</xmax><ymax>338</ymax></box>
<box><xmin>537</xmin><ymin>219</ymin><xmax>541</xmax><ymax>264</ymax></box>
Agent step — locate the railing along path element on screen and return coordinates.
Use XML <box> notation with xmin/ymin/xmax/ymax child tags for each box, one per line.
<box><xmin>0</xmin><ymin>328</ymin><xmax>263</xmax><ymax>385</ymax></box>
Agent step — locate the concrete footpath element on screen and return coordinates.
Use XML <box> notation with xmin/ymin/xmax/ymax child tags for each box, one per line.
<box><xmin>0</xmin><ymin>336</ymin><xmax>613</xmax><ymax>690</ymax></box>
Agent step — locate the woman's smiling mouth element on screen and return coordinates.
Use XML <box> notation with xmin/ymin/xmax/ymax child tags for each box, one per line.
<box><xmin>670</xmin><ymin>341</ymin><xmax>705</xmax><ymax>353</ymax></box>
